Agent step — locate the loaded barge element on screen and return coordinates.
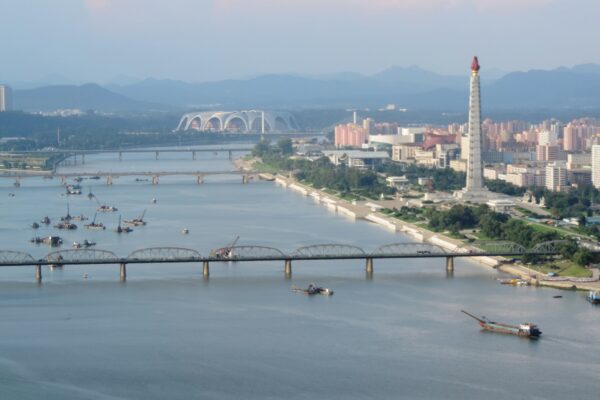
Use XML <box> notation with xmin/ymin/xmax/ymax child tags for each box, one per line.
<box><xmin>462</xmin><ymin>310</ymin><xmax>542</xmax><ymax>338</ymax></box>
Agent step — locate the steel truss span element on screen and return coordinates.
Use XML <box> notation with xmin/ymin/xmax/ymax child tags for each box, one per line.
<box><xmin>0</xmin><ymin>250</ymin><xmax>36</xmax><ymax>264</ymax></box>
<box><xmin>47</xmin><ymin>249</ymin><xmax>119</xmax><ymax>263</ymax></box>
<box><xmin>226</xmin><ymin>246</ymin><xmax>286</xmax><ymax>260</ymax></box>
<box><xmin>128</xmin><ymin>247</ymin><xmax>202</xmax><ymax>262</ymax></box>
<box><xmin>373</xmin><ymin>243</ymin><xmax>446</xmax><ymax>256</ymax></box>
<box><xmin>292</xmin><ymin>244</ymin><xmax>366</xmax><ymax>258</ymax></box>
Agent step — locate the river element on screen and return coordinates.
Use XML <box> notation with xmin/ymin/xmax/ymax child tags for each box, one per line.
<box><xmin>0</xmin><ymin>148</ymin><xmax>599</xmax><ymax>399</ymax></box>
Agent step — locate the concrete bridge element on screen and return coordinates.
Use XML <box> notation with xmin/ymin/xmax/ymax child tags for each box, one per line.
<box><xmin>0</xmin><ymin>240</ymin><xmax>579</xmax><ymax>283</ymax></box>
<box><xmin>2</xmin><ymin>170</ymin><xmax>261</xmax><ymax>185</ymax></box>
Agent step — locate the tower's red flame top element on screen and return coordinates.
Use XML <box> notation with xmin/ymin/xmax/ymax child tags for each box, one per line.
<box><xmin>471</xmin><ymin>56</ymin><xmax>480</xmax><ymax>72</ymax></box>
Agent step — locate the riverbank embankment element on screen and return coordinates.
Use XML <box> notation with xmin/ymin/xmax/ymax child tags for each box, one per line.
<box><xmin>244</xmin><ymin>164</ymin><xmax>600</xmax><ymax>291</ymax></box>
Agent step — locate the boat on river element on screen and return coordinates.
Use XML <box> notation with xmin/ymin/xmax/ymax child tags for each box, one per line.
<box><xmin>115</xmin><ymin>215</ymin><xmax>133</xmax><ymax>234</ymax></box>
<box><xmin>292</xmin><ymin>283</ymin><xmax>334</xmax><ymax>296</ymax></box>
<box><xmin>461</xmin><ymin>310</ymin><xmax>541</xmax><ymax>338</ymax></box>
<box><xmin>124</xmin><ymin>210</ymin><xmax>147</xmax><ymax>226</ymax></box>
<box><xmin>84</xmin><ymin>213</ymin><xmax>105</xmax><ymax>230</ymax></box>
<box><xmin>54</xmin><ymin>221</ymin><xmax>77</xmax><ymax>230</ymax></box>
<box><xmin>587</xmin><ymin>291</ymin><xmax>600</xmax><ymax>304</ymax></box>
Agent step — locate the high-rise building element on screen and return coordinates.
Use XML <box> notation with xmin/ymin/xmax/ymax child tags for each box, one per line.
<box><xmin>455</xmin><ymin>56</ymin><xmax>492</xmax><ymax>202</ymax></box>
<box><xmin>334</xmin><ymin>123</ymin><xmax>368</xmax><ymax>148</ymax></box>
<box><xmin>545</xmin><ymin>162</ymin><xmax>567</xmax><ymax>192</ymax></box>
<box><xmin>0</xmin><ymin>85</ymin><xmax>13</xmax><ymax>112</ymax></box>
<box><xmin>592</xmin><ymin>145</ymin><xmax>600</xmax><ymax>189</ymax></box>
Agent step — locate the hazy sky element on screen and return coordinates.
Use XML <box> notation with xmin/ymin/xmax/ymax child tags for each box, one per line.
<box><xmin>2</xmin><ymin>0</ymin><xmax>599</xmax><ymax>84</ymax></box>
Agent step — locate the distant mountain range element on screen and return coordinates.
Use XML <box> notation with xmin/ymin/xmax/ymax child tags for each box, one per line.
<box><xmin>11</xmin><ymin>64</ymin><xmax>600</xmax><ymax>112</ymax></box>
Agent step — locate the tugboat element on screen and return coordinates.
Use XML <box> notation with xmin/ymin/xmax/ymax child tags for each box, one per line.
<box><xmin>587</xmin><ymin>291</ymin><xmax>600</xmax><ymax>304</ymax></box>
<box><xmin>84</xmin><ymin>213</ymin><xmax>105</xmax><ymax>230</ymax></box>
<box><xmin>462</xmin><ymin>310</ymin><xmax>542</xmax><ymax>338</ymax></box>
<box><xmin>124</xmin><ymin>210</ymin><xmax>147</xmax><ymax>227</ymax></box>
<box><xmin>115</xmin><ymin>215</ymin><xmax>133</xmax><ymax>234</ymax></box>
<box><xmin>41</xmin><ymin>216</ymin><xmax>51</xmax><ymax>225</ymax></box>
<box><xmin>292</xmin><ymin>283</ymin><xmax>334</xmax><ymax>296</ymax></box>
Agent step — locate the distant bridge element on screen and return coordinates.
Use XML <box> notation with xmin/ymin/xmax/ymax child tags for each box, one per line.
<box><xmin>0</xmin><ymin>240</ymin><xmax>581</xmax><ymax>283</ymax></box>
<box><xmin>1</xmin><ymin>170</ymin><xmax>260</xmax><ymax>185</ymax></box>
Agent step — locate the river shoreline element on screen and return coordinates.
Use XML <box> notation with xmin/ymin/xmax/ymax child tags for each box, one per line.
<box><xmin>235</xmin><ymin>158</ymin><xmax>600</xmax><ymax>291</ymax></box>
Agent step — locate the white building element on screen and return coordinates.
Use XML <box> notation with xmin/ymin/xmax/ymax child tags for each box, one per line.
<box><xmin>545</xmin><ymin>162</ymin><xmax>568</xmax><ymax>192</ymax></box>
<box><xmin>538</xmin><ymin>130</ymin><xmax>558</xmax><ymax>146</ymax></box>
<box><xmin>322</xmin><ymin>150</ymin><xmax>389</xmax><ymax>170</ymax></box>
<box><xmin>0</xmin><ymin>85</ymin><xmax>12</xmax><ymax>112</ymax></box>
<box><xmin>592</xmin><ymin>145</ymin><xmax>600</xmax><ymax>188</ymax></box>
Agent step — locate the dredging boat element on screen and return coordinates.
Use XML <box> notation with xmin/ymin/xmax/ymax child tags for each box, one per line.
<box><xmin>461</xmin><ymin>310</ymin><xmax>541</xmax><ymax>338</ymax></box>
<box><xmin>54</xmin><ymin>221</ymin><xmax>77</xmax><ymax>230</ymax></box>
<box><xmin>123</xmin><ymin>210</ymin><xmax>147</xmax><ymax>227</ymax></box>
<box><xmin>587</xmin><ymin>291</ymin><xmax>600</xmax><ymax>304</ymax></box>
<box><xmin>211</xmin><ymin>236</ymin><xmax>239</xmax><ymax>259</ymax></box>
<box><xmin>292</xmin><ymin>283</ymin><xmax>334</xmax><ymax>296</ymax></box>
<box><xmin>84</xmin><ymin>213</ymin><xmax>106</xmax><ymax>230</ymax></box>
<box><xmin>115</xmin><ymin>215</ymin><xmax>133</xmax><ymax>234</ymax></box>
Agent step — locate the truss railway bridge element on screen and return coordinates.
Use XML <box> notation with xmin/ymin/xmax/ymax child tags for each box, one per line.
<box><xmin>0</xmin><ymin>240</ymin><xmax>580</xmax><ymax>283</ymax></box>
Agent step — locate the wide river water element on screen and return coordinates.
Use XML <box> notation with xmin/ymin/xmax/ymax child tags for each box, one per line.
<box><xmin>0</xmin><ymin>148</ymin><xmax>599</xmax><ymax>399</ymax></box>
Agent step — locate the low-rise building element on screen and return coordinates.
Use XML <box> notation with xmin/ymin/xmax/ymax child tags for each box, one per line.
<box><xmin>322</xmin><ymin>150</ymin><xmax>389</xmax><ymax>170</ymax></box>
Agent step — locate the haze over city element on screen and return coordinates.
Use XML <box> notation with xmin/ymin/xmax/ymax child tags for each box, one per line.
<box><xmin>3</xmin><ymin>0</ymin><xmax>600</xmax><ymax>83</ymax></box>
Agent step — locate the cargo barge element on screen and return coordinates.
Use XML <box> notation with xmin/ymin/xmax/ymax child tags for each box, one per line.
<box><xmin>462</xmin><ymin>310</ymin><xmax>541</xmax><ymax>338</ymax></box>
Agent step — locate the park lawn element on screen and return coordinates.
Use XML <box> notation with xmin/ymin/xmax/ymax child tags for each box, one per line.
<box><xmin>251</xmin><ymin>162</ymin><xmax>280</xmax><ymax>174</ymax></box>
<box><xmin>528</xmin><ymin>259</ymin><xmax>592</xmax><ymax>278</ymax></box>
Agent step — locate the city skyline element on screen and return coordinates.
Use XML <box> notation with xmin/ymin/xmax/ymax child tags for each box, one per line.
<box><xmin>1</xmin><ymin>0</ymin><xmax>600</xmax><ymax>83</ymax></box>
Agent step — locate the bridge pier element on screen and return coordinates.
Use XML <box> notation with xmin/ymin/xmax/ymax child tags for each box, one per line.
<box><xmin>118</xmin><ymin>151</ymin><xmax>122</xmax><ymax>161</ymax></box>
<box><xmin>203</xmin><ymin>261</ymin><xmax>209</xmax><ymax>279</ymax></box>
<box><xmin>192</xmin><ymin>151</ymin><xmax>196</xmax><ymax>160</ymax></box>
<box><xmin>365</xmin><ymin>257</ymin><xmax>374</xmax><ymax>274</ymax></box>
<box><xmin>14</xmin><ymin>177</ymin><xmax>21</xmax><ymax>188</ymax></box>
<box><xmin>120</xmin><ymin>263</ymin><xmax>127</xmax><ymax>281</ymax></box>
<box><xmin>228</xmin><ymin>150</ymin><xmax>232</xmax><ymax>161</ymax></box>
<box><xmin>155</xmin><ymin>151</ymin><xmax>159</xmax><ymax>160</ymax></box>
<box><xmin>242</xmin><ymin>175</ymin><xmax>250</xmax><ymax>184</ymax></box>
<box><xmin>446</xmin><ymin>256</ymin><xmax>454</xmax><ymax>273</ymax></box>
<box><xmin>284</xmin><ymin>259</ymin><xmax>292</xmax><ymax>278</ymax></box>
<box><xmin>152</xmin><ymin>175</ymin><xmax>159</xmax><ymax>185</ymax></box>
<box><xmin>107</xmin><ymin>176</ymin><xmax>113</xmax><ymax>185</ymax></box>
<box><xmin>35</xmin><ymin>264</ymin><xmax>42</xmax><ymax>283</ymax></box>
<box><xmin>197</xmin><ymin>175</ymin><xmax>204</xmax><ymax>184</ymax></box>
<box><xmin>81</xmin><ymin>154</ymin><xmax>85</xmax><ymax>165</ymax></box>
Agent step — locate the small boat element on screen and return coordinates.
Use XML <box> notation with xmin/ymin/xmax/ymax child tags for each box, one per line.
<box><xmin>41</xmin><ymin>236</ymin><xmax>63</xmax><ymax>247</ymax></box>
<box><xmin>587</xmin><ymin>291</ymin><xmax>600</xmax><ymax>304</ymax></box>
<box><xmin>115</xmin><ymin>215</ymin><xmax>133</xmax><ymax>234</ymax></box>
<box><xmin>552</xmin><ymin>295</ymin><xmax>563</xmax><ymax>299</ymax></box>
<box><xmin>292</xmin><ymin>283</ymin><xmax>334</xmax><ymax>296</ymax></box>
<box><xmin>72</xmin><ymin>214</ymin><xmax>88</xmax><ymax>221</ymax></box>
<box><xmin>8</xmin><ymin>192</ymin><xmax>16</xmax><ymax>197</ymax></box>
<box><xmin>97</xmin><ymin>204</ymin><xmax>118</xmax><ymax>212</ymax></box>
<box><xmin>30</xmin><ymin>237</ymin><xmax>44</xmax><ymax>244</ymax></box>
<box><xmin>32</xmin><ymin>222</ymin><xmax>40</xmax><ymax>229</ymax></box>
<box><xmin>90</xmin><ymin>176</ymin><xmax>101</xmax><ymax>180</ymax></box>
<box><xmin>462</xmin><ymin>310</ymin><xmax>541</xmax><ymax>338</ymax></box>
<box><xmin>83</xmin><ymin>273</ymin><xmax>89</xmax><ymax>279</ymax></box>
<box><xmin>181</xmin><ymin>228</ymin><xmax>189</xmax><ymax>235</ymax></box>
<box><xmin>84</xmin><ymin>213</ymin><xmax>106</xmax><ymax>230</ymax></box>
<box><xmin>41</xmin><ymin>216</ymin><xmax>51</xmax><ymax>225</ymax></box>
<box><xmin>66</xmin><ymin>185</ymin><xmax>82</xmax><ymax>195</ymax></box>
<box><xmin>124</xmin><ymin>210</ymin><xmax>147</xmax><ymax>227</ymax></box>
<box><xmin>54</xmin><ymin>221</ymin><xmax>77</xmax><ymax>230</ymax></box>
<box><xmin>87</xmin><ymin>187</ymin><xmax>94</xmax><ymax>199</ymax></box>
<box><xmin>151</xmin><ymin>198</ymin><xmax>157</xmax><ymax>204</ymax></box>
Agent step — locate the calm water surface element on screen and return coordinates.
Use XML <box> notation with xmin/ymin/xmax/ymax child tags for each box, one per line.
<box><xmin>0</xmin><ymin>150</ymin><xmax>599</xmax><ymax>399</ymax></box>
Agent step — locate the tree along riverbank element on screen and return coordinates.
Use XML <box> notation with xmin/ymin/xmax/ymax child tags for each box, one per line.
<box><xmin>243</xmin><ymin>140</ymin><xmax>600</xmax><ymax>286</ymax></box>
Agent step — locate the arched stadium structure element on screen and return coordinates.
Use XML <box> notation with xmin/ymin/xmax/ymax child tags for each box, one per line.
<box><xmin>176</xmin><ymin>110</ymin><xmax>299</xmax><ymax>133</ymax></box>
